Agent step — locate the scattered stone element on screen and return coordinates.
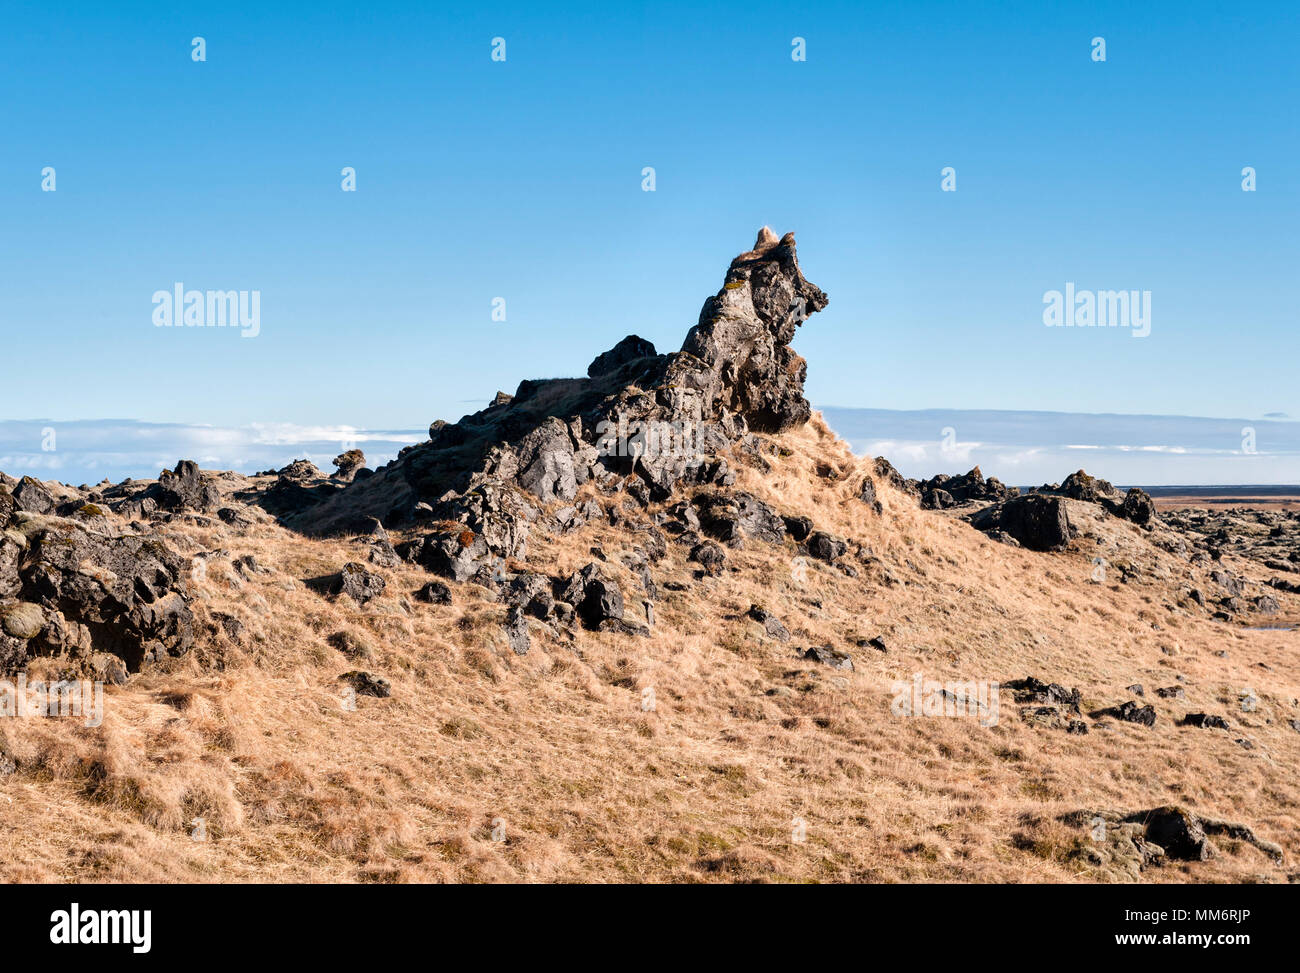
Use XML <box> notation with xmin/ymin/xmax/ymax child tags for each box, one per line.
<box><xmin>802</xmin><ymin>645</ymin><xmax>853</xmax><ymax>671</ymax></box>
<box><xmin>806</xmin><ymin>531</ymin><xmax>846</xmax><ymax>562</ymax></box>
<box><xmin>332</xmin><ymin>450</ymin><xmax>366</xmax><ymax>482</ymax></box>
<box><xmin>415</xmin><ymin>581</ymin><xmax>452</xmax><ymax>604</ymax></box>
<box><xmin>970</xmin><ymin>495</ymin><xmax>1071</xmax><ymax>552</ymax></box>
<box><xmin>688</xmin><ymin>540</ymin><xmax>726</xmax><ymax>575</ymax></box>
<box><xmin>1179</xmin><ymin>713</ymin><xmax>1229</xmax><ymax>730</ymax></box>
<box><xmin>747</xmin><ymin>605</ymin><xmax>790</xmax><ymax>642</ymax></box>
<box><xmin>331</xmin><ymin>562</ymin><xmax>386</xmax><ymax>605</ymax></box>
<box><xmin>1096</xmin><ymin>700</ymin><xmax>1157</xmax><ymax>726</ymax></box>
<box><xmin>504</xmin><ymin>605</ymin><xmax>530</xmax><ymax>655</ymax></box>
<box><xmin>339</xmin><ymin>670</ymin><xmax>391</xmax><ymax>698</ymax></box>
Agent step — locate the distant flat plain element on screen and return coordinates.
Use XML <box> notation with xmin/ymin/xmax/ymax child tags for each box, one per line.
<box><xmin>1135</xmin><ymin>486</ymin><xmax>1300</xmax><ymax>512</ymax></box>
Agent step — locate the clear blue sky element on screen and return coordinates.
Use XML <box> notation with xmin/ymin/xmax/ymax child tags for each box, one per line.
<box><xmin>1</xmin><ymin>0</ymin><xmax>1295</xmax><ymax>437</ymax></box>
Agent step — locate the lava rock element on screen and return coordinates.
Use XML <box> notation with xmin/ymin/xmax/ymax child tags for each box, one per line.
<box><xmin>802</xmin><ymin>645</ymin><xmax>853</xmax><ymax>671</ymax></box>
<box><xmin>806</xmin><ymin>531</ymin><xmax>847</xmax><ymax>562</ymax></box>
<box><xmin>1179</xmin><ymin>713</ymin><xmax>1229</xmax><ymax>730</ymax></box>
<box><xmin>587</xmin><ymin>334</ymin><xmax>658</xmax><ymax>377</ymax></box>
<box><xmin>747</xmin><ymin>604</ymin><xmax>790</xmax><ymax>642</ymax></box>
<box><xmin>339</xmin><ymin>670</ymin><xmax>392</xmax><ymax>698</ymax></box>
<box><xmin>971</xmin><ymin>495</ymin><xmax>1072</xmax><ymax>552</ymax></box>
<box><xmin>331</xmin><ymin>562</ymin><xmax>386</xmax><ymax>605</ymax></box>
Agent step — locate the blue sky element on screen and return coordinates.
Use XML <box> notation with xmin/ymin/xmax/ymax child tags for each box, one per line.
<box><xmin>1</xmin><ymin>1</ymin><xmax>1296</xmax><ymax>483</ymax></box>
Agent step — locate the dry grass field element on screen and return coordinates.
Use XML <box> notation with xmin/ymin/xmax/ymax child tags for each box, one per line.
<box><xmin>1</xmin><ymin>415</ymin><xmax>1297</xmax><ymax>883</ymax></box>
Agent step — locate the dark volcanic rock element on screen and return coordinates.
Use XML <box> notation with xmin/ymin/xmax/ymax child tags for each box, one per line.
<box><xmin>1096</xmin><ymin>700</ymin><xmax>1157</xmax><ymax>726</ymax></box>
<box><xmin>506</xmin><ymin>571</ymin><xmax>555</xmax><ymax>619</ymax></box>
<box><xmin>747</xmin><ymin>604</ymin><xmax>790</xmax><ymax>642</ymax></box>
<box><xmin>857</xmin><ymin>475</ymin><xmax>882</xmax><ymax>513</ymax></box>
<box><xmin>562</xmin><ymin>563</ymin><xmax>625</xmax><ymax>628</ymax></box>
<box><xmin>806</xmin><ymin>531</ymin><xmax>847</xmax><ymax>562</ymax></box>
<box><xmin>694</xmin><ymin>491</ymin><xmax>785</xmax><ymax>546</ymax></box>
<box><xmin>688</xmin><ymin>540</ymin><xmax>726</xmax><ymax>575</ymax></box>
<box><xmin>781</xmin><ymin>515</ymin><xmax>813</xmax><ymax>542</ymax></box>
<box><xmin>4</xmin><ymin>516</ymin><xmax>195</xmax><ymax>672</ymax></box>
<box><xmin>1138</xmin><ymin>807</ymin><xmax>1213</xmax><ymax>861</ymax></box>
<box><xmin>150</xmin><ymin>460</ymin><xmax>221</xmax><ymax>513</ymax></box>
<box><xmin>330</xmin><ymin>562</ymin><xmax>386</xmax><ymax>605</ymax></box>
<box><xmin>1059</xmin><ymin>469</ymin><xmax>1117</xmax><ymax>503</ymax></box>
<box><xmin>415</xmin><ymin>580</ymin><xmax>453</xmax><ymax>604</ymax></box>
<box><xmin>921</xmin><ymin>488</ymin><xmax>955</xmax><ymax>510</ymax></box>
<box><xmin>1179</xmin><ymin>713</ymin><xmax>1229</xmax><ymax>730</ymax></box>
<box><xmin>339</xmin><ymin>670</ymin><xmax>392</xmax><ymax>698</ymax></box>
<box><xmin>1115</xmin><ymin>487</ymin><xmax>1157</xmax><ymax>526</ymax></box>
<box><xmin>504</xmin><ymin>605</ymin><xmax>531</xmax><ymax>655</ymax></box>
<box><xmin>970</xmin><ymin>495</ymin><xmax>1072</xmax><ymax>552</ymax></box>
<box><xmin>587</xmin><ymin>335</ymin><xmax>657</xmax><ymax>377</ymax></box>
<box><xmin>919</xmin><ymin>467</ymin><xmax>1015</xmax><ymax>508</ymax></box>
<box><xmin>332</xmin><ymin>450</ymin><xmax>366</xmax><ymax>482</ymax></box>
<box><xmin>281</xmin><ymin>227</ymin><xmax>828</xmax><ymax>546</ymax></box>
<box><xmin>873</xmin><ymin>457</ymin><xmax>918</xmax><ymax>496</ymax></box>
<box><xmin>803</xmin><ymin>645</ymin><xmax>853</xmax><ymax>670</ymax></box>
<box><xmin>12</xmin><ymin>477</ymin><xmax>56</xmax><ymax>514</ymax></box>
<box><xmin>1005</xmin><ymin>676</ymin><xmax>1082</xmax><ymax>713</ymax></box>
<box><xmin>681</xmin><ymin>227</ymin><xmax>828</xmax><ymax>432</ymax></box>
<box><xmin>401</xmin><ymin>526</ymin><xmax>495</xmax><ymax>583</ymax></box>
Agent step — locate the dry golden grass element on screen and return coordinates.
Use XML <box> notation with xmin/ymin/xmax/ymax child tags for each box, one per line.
<box><xmin>1</xmin><ymin>413</ymin><xmax>1297</xmax><ymax>883</ymax></box>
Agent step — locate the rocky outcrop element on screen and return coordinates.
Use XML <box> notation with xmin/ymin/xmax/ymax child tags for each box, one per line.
<box><xmin>919</xmin><ymin>467</ymin><xmax>1015</xmax><ymax>509</ymax></box>
<box><xmin>330</xmin><ymin>562</ymin><xmax>386</xmax><ymax>605</ymax></box>
<box><xmin>561</xmin><ymin>562</ymin><xmax>625</xmax><ymax>629</ymax></box>
<box><xmin>694</xmin><ymin>491</ymin><xmax>785</xmax><ymax>546</ymax></box>
<box><xmin>1059</xmin><ymin>469</ymin><xmax>1117</xmax><ymax>503</ymax></box>
<box><xmin>1066</xmin><ymin>806</ymin><xmax>1283</xmax><ymax>873</ymax></box>
<box><xmin>279</xmin><ymin>229</ymin><xmax>828</xmax><ymax>609</ymax></box>
<box><xmin>587</xmin><ymin>335</ymin><xmax>657</xmax><ymax>378</ymax></box>
<box><xmin>969</xmin><ymin>495</ymin><xmax>1072</xmax><ymax>552</ymax></box>
<box><xmin>108</xmin><ymin>461</ymin><xmax>221</xmax><ymax>519</ymax></box>
<box><xmin>0</xmin><ymin>507</ymin><xmax>195</xmax><ymax>673</ymax></box>
<box><xmin>332</xmin><ymin>450</ymin><xmax>366</xmax><ymax>482</ymax></box>
<box><xmin>1114</xmin><ymin>487</ymin><xmax>1156</xmax><ymax>525</ymax></box>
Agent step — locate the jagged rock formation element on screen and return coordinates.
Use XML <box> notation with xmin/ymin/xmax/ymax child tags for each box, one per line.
<box><xmin>263</xmin><ymin>228</ymin><xmax>828</xmax><ymax>561</ymax></box>
<box><xmin>918</xmin><ymin>466</ymin><xmax>1016</xmax><ymax>509</ymax></box>
<box><xmin>0</xmin><ymin>504</ymin><xmax>194</xmax><ymax>674</ymax></box>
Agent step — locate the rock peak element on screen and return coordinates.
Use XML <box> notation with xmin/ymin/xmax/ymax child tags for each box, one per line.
<box><xmin>264</xmin><ymin>230</ymin><xmax>830</xmax><ymax>534</ymax></box>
